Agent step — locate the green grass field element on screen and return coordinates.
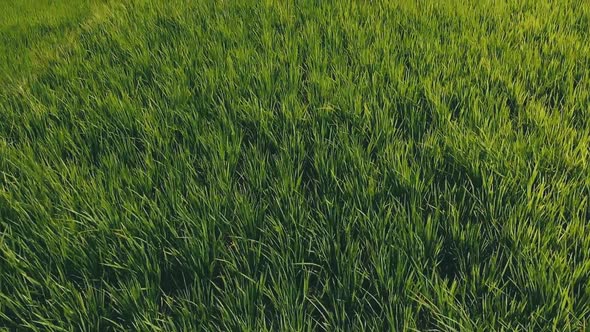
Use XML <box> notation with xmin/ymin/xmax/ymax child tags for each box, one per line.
<box><xmin>1</xmin><ymin>0</ymin><xmax>589</xmax><ymax>330</ymax></box>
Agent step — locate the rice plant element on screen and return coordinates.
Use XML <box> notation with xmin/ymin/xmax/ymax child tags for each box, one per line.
<box><xmin>1</xmin><ymin>0</ymin><xmax>589</xmax><ymax>330</ymax></box>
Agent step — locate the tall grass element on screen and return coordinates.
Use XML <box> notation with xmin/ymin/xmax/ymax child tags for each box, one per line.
<box><xmin>1</xmin><ymin>0</ymin><xmax>589</xmax><ymax>330</ymax></box>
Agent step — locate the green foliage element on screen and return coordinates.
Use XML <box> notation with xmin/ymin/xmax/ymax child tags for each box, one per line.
<box><xmin>1</xmin><ymin>0</ymin><xmax>589</xmax><ymax>330</ymax></box>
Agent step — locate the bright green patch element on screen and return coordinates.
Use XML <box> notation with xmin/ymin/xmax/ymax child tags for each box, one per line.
<box><xmin>0</xmin><ymin>0</ymin><xmax>101</xmax><ymax>87</ymax></box>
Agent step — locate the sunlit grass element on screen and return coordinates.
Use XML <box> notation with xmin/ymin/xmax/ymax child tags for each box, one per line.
<box><xmin>1</xmin><ymin>0</ymin><xmax>589</xmax><ymax>330</ymax></box>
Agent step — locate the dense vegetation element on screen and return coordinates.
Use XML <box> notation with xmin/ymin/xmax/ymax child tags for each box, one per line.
<box><xmin>1</xmin><ymin>0</ymin><xmax>589</xmax><ymax>330</ymax></box>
